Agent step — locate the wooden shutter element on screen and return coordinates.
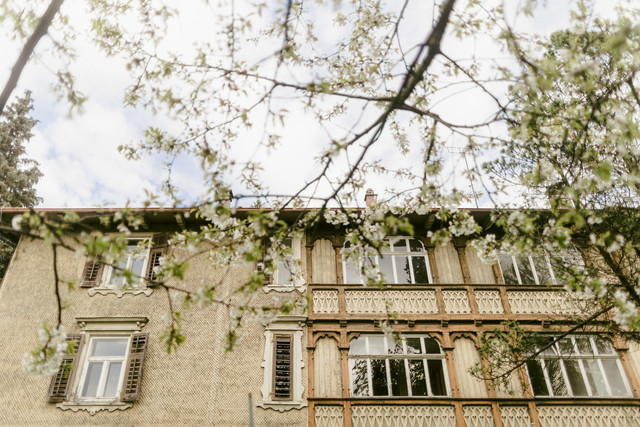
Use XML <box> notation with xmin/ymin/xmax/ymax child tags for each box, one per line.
<box><xmin>47</xmin><ymin>334</ymin><xmax>84</xmax><ymax>403</ymax></box>
<box><xmin>272</xmin><ymin>334</ymin><xmax>293</xmax><ymax>400</ymax></box>
<box><xmin>79</xmin><ymin>258</ymin><xmax>103</xmax><ymax>288</ymax></box>
<box><xmin>121</xmin><ymin>332</ymin><xmax>149</xmax><ymax>402</ymax></box>
<box><xmin>145</xmin><ymin>234</ymin><xmax>168</xmax><ymax>283</ymax></box>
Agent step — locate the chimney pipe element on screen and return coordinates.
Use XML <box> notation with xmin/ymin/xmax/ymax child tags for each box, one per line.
<box><xmin>364</xmin><ymin>188</ymin><xmax>377</xmax><ymax>206</ymax></box>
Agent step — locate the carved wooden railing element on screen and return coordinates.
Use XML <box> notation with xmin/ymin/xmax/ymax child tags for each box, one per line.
<box><xmin>309</xmin><ymin>283</ymin><xmax>589</xmax><ymax>322</ymax></box>
<box><xmin>312</xmin><ymin>399</ymin><xmax>640</xmax><ymax>427</ymax></box>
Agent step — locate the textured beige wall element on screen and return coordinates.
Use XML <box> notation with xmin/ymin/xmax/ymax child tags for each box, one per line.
<box><xmin>0</xmin><ymin>236</ymin><xmax>307</xmax><ymax>426</ymax></box>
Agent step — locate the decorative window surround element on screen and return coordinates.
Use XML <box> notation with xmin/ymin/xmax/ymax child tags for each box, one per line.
<box><xmin>53</xmin><ymin>316</ymin><xmax>148</xmax><ymax>415</ymax></box>
<box><xmin>83</xmin><ymin>234</ymin><xmax>165</xmax><ymax>298</ymax></box>
<box><xmin>258</xmin><ymin>316</ymin><xmax>307</xmax><ymax>411</ymax></box>
<box><xmin>265</xmin><ymin>236</ymin><xmax>306</xmax><ymax>293</ymax></box>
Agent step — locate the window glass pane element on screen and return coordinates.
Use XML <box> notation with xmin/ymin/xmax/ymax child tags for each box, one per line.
<box><xmin>350</xmin><ymin>359</ymin><xmax>369</xmax><ymax>396</ymax></box>
<box><xmin>343</xmin><ymin>257</ymin><xmax>361</xmax><ymax>283</ymax></box>
<box><xmin>546</xmin><ymin>360</ymin><xmax>568</xmax><ymax>396</ymax></box>
<box><xmin>601</xmin><ymin>360</ymin><xmax>628</xmax><ymax>396</ymax></box>
<box><xmin>533</xmin><ymin>256</ymin><xmax>553</xmax><ymax>284</ymax></box>
<box><xmin>583</xmin><ymin>359</ymin><xmax>608</xmax><ymax>396</ymax></box>
<box><xmin>412</xmin><ymin>256</ymin><xmax>429</xmax><ymax>283</ymax></box>
<box><xmin>499</xmin><ymin>255</ymin><xmax>518</xmax><ymax>284</ymax></box>
<box><xmin>389</xmin><ymin>359</ymin><xmax>408</xmax><ymax>396</ymax></box>
<box><xmin>427</xmin><ymin>360</ymin><xmax>447</xmax><ymax>396</ymax></box>
<box><xmin>576</xmin><ymin>336</ymin><xmax>593</xmax><ymax>354</ymax></box>
<box><xmin>130</xmin><ymin>256</ymin><xmax>146</xmax><ymax>280</ymax></box>
<box><xmin>370</xmin><ymin>359</ymin><xmax>388</xmax><ymax>396</ymax></box>
<box><xmin>81</xmin><ymin>362</ymin><xmax>103</xmax><ymax>398</ymax></box>
<box><xmin>394</xmin><ymin>256</ymin><xmax>412</xmax><ymax>284</ymax></box>
<box><xmin>564</xmin><ymin>360</ymin><xmax>588</xmax><ymax>396</ymax></box>
<box><xmin>378</xmin><ymin>256</ymin><xmax>394</xmax><ymax>283</ymax></box>
<box><xmin>409</xmin><ymin>239</ymin><xmax>424</xmax><ymax>252</ymax></box>
<box><xmin>349</xmin><ymin>337</ymin><xmax>367</xmax><ymax>355</ymax></box>
<box><xmin>558</xmin><ymin>338</ymin><xmax>575</xmax><ymax>355</ymax></box>
<box><xmin>386</xmin><ymin>338</ymin><xmax>404</xmax><ymax>355</ymax></box>
<box><xmin>277</xmin><ymin>257</ymin><xmax>293</xmax><ymax>284</ymax></box>
<box><xmin>103</xmin><ymin>362</ymin><xmax>123</xmax><ymax>398</ymax></box>
<box><xmin>392</xmin><ymin>238</ymin><xmax>407</xmax><ymax>252</ymax></box>
<box><xmin>424</xmin><ymin>337</ymin><xmax>441</xmax><ymax>354</ymax></box>
<box><xmin>406</xmin><ymin>338</ymin><xmax>422</xmax><ymax>354</ymax></box>
<box><xmin>527</xmin><ymin>360</ymin><xmax>549</xmax><ymax>396</ymax></box>
<box><xmin>517</xmin><ymin>257</ymin><xmax>536</xmax><ymax>284</ymax></box>
<box><xmin>594</xmin><ymin>338</ymin><xmax>614</xmax><ymax>355</ymax></box>
<box><xmin>409</xmin><ymin>360</ymin><xmax>428</xmax><ymax>396</ymax></box>
<box><xmin>368</xmin><ymin>337</ymin><xmax>385</xmax><ymax>355</ymax></box>
<box><xmin>91</xmin><ymin>338</ymin><xmax>128</xmax><ymax>357</ymax></box>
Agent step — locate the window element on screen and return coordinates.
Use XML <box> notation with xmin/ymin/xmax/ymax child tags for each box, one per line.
<box><xmin>48</xmin><ymin>317</ymin><xmax>149</xmax><ymax>414</ymax></box>
<box><xmin>80</xmin><ymin>234</ymin><xmax>167</xmax><ymax>297</ymax></box>
<box><xmin>268</xmin><ymin>236</ymin><xmax>305</xmax><ymax>292</ymax></box>
<box><xmin>258</xmin><ymin>316</ymin><xmax>307</xmax><ymax>411</ymax></box>
<box><xmin>349</xmin><ymin>335</ymin><xmax>449</xmax><ymax>397</ymax></box>
<box><xmin>526</xmin><ymin>336</ymin><xmax>631</xmax><ymax>398</ymax></box>
<box><xmin>498</xmin><ymin>254</ymin><xmax>556</xmax><ymax>285</ymax></box>
<box><xmin>498</xmin><ymin>250</ymin><xmax>584</xmax><ymax>285</ymax></box>
<box><xmin>343</xmin><ymin>237</ymin><xmax>431</xmax><ymax>284</ymax></box>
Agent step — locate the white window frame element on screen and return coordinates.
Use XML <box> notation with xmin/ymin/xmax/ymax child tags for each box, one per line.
<box><xmin>267</xmin><ymin>236</ymin><xmax>306</xmax><ymax>292</ymax></box>
<box><xmin>348</xmin><ymin>334</ymin><xmax>450</xmax><ymax>397</ymax></box>
<box><xmin>56</xmin><ymin>316</ymin><xmax>148</xmax><ymax>415</ymax></box>
<box><xmin>89</xmin><ymin>235</ymin><xmax>154</xmax><ymax>297</ymax></box>
<box><xmin>342</xmin><ymin>237</ymin><xmax>432</xmax><ymax>284</ymax></box>
<box><xmin>76</xmin><ymin>336</ymin><xmax>131</xmax><ymax>403</ymax></box>
<box><xmin>258</xmin><ymin>316</ymin><xmax>307</xmax><ymax>411</ymax></box>
<box><xmin>498</xmin><ymin>253</ymin><xmax>557</xmax><ymax>285</ymax></box>
<box><xmin>525</xmin><ymin>335</ymin><xmax>632</xmax><ymax>398</ymax></box>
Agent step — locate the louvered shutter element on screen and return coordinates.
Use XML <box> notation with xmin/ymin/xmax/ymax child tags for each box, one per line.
<box><xmin>272</xmin><ymin>334</ymin><xmax>293</xmax><ymax>400</ymax></box>
<box><xmin>47</xmin><ymin>334</ymin><xmax>84</xmax><ymax>402</ymax></box>
<box><xmin>121</xmin><ymin>332</ymin><xmax>149</xmax><ymax>402</ymax></box>
<box><xmin>79</xmin><ymin>258</ymin><xmax>103</xmax><ymax>288</ymax></box>
<box><xmin>145</xmin><ymin>234</ymin><xmax>168</xmax><ymax>283</ymax></box>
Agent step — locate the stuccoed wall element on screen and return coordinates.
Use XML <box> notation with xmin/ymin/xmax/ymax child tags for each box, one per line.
<box><xmin>0</xmin><ymin>236</ymin><xmax>307</xmax><ymax>426</ymax></box>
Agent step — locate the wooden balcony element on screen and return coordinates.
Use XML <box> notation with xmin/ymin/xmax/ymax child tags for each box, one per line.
<box><xmin>309</xmin><ymin>283</ymin><xmax>589</xmax><ymax>324</ymax></box>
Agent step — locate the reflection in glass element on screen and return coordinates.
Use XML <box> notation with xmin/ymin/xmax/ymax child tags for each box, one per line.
<box><xmin>350</xmin><ymin>359</ymin><xmax>369</xmax><ymax>396</ymax></box>
<box><xmin>601</xmin><ymin>360</ymin><xmax>627</xmax><ymax>396</ymax></box>
<box><xmin>564</xmin><ymin>360</ymin><xmax>588</xmax><ymax>396</ymax></box>
<box><xmin>406</xmin><ymin>338</ymin><xmax>422</xmax><ymax>354</ymax></box>
<box><xmin>424</xmin><ymin>337</ymin><xmax>441</xmax><ymax>354</ymax></box>
<box><xmin>527</xmin><ymin>360</ymin><xmax>549</xmax><ymax>396</ymax></box>
<box><xmin>427</xmin><ymin>360</ymin><xmax>447</xmax><ymax>396</ymax></box>
<box><xmin>378</xmin><ymin>256</ymin><xmax>394</xmax><ymax>283</ymax></box>
<box><xmin>412</xmin><ymin>257</ymin><xmax>428</xmax><ymax>283</ymax></box>
<box><xmin>584</xmin><ymin>360</ymin><xmax>607</xmax><ymax>396</ymax></box>
<box><xmin>547</xmin><ymin>360</ymin><xmax>568</xmax><ymax>396</ymax></box>
<box><xmin>389</xmin><ymin>360</ymin><xmax>408</xmax><ymax>396</ymax></box>
<box><xmin>371</xmin><ymin>359</ymin><xmax>388</xmax><ymax>396</ymax></box>
<box><xmin>409</xmin><ymin>360</ymin><xmax>427</xmax><ymax>396</ymax></box>
<box><xmin>533</xmin><ymin>256</ymin><xmax>553</xmax><ymax>284</ymax></box>
<box><xmin>368</xmin><ymin>336</ymin><xmax>385</xmax><ymax>355</ymax></box>
<box><xmin>499</xmin><ymin>255</ymin><xmax>518</xmax><ymax>284</ymax></box>
<box><xmin>394</xmin><ymin>256</ymin><xmax>411</xmax><ymax>284</ymax></box>
<box><xmin>517</xmin><ymin>257</ymin><xmax>535</xmax><ymax>284</ymax></box>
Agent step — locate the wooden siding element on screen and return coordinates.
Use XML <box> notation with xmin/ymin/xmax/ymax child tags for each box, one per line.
<box><xmin>466</xmin><ymin>247</ymin><xmax>496</xmax><ymax>284</ymax></box>
<box><xmin>433</xmin><ymin>242</ymin><xmax>464</xmax><ymax>284</ymax></box>
<box><xmin>312</xmin><ymin>239</ymin><xmax>337</xmax><ymax>284</ymax></box>
<box><xmin>452</xmin><ymin>337</ymin><xmax>487</xmax><ymax>398</ymax></box>
<box><xmin>314</xmin><ymin>337</ymin><xmax>342</xmax><ymax>397</ymax></box>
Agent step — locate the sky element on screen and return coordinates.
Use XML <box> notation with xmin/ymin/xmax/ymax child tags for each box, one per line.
<box><xmin>0</xmin><ymin>0</ymin><xmax>627</xmax><ymax>209</ymax></box>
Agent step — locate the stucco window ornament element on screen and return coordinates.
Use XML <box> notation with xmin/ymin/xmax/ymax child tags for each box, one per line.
<box><xmin>49</xmin><ymin>317</ymin><xmax>149</xmax><ymax>415</ymax></box>
<box><xmin>80</xmin><ymin>234</ymin><xmax>167</xmax><ymax>297</ymax></box>
<box><xmin>258</xmin><ymin>316</ymin><xmax>307</xmax><ymax>411</ymax></box>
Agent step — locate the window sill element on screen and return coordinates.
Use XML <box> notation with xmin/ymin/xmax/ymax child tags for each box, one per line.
<box><xmin>56</xmin><ymin>401</ymin><xmax>132</xmax><ymax>415</ymax></box>
<box><xmin>88</xmin><ymin>287</ymin><xmax>153</xmax><ymax>298</ymax></box>
<box><xmin>257</xmin><ymin>400</ymin><xmax>307</xmax><ymax>412</ymax></box>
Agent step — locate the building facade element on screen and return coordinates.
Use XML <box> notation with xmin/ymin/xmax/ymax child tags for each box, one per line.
<box><xmin>0</xmin><ymin>208</ymin><xmax>639</xmax><ymax>426</ymax></box>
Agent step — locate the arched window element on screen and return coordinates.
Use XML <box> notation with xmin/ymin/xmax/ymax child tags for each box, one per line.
<box><xmin>348</xmin><ymin>335</ymin><xmax>449</xmax><ymax>397</ymax></box>
<box><xmin>342</xmin><ymin>237</ymin><xmax>431</xmax><ymax>284</ymax></box>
